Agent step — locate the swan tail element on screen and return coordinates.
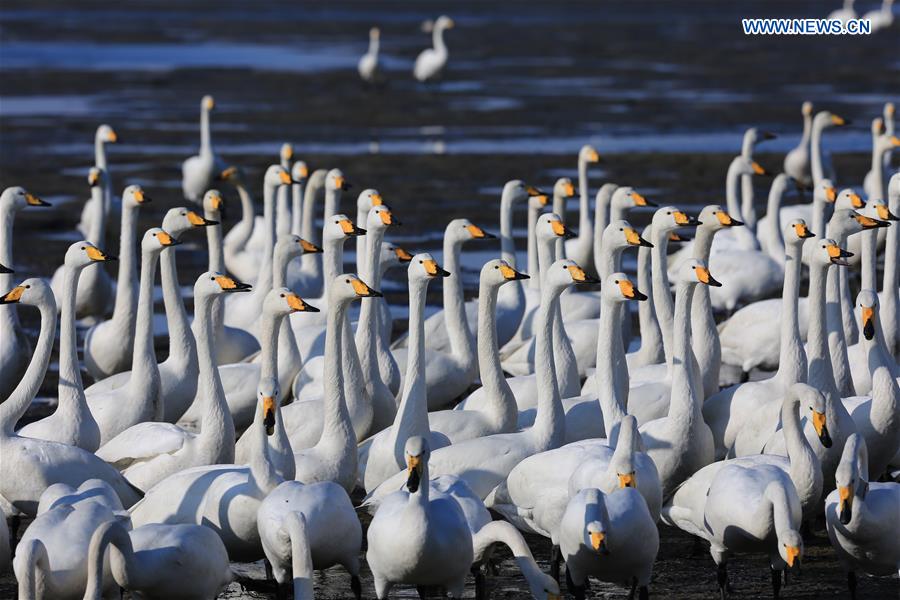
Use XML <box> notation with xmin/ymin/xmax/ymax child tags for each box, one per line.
<box><xmin>14</xmin><ymin>538</ymin><xmax>48</xmax><ymax>600</ymax></box>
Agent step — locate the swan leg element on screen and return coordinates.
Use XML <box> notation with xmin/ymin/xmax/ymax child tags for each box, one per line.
<box><xmin>716</xmin><ymin>561</ymin><xmax>728</xmax><ymax>600</ymax></box>
<box><xmin>628</xmin><ymin>577</ymin><xmax>637</xmax><ymax>599</ymax></box>
<box><xmin>9</xmin><ymin>515</ymin><xmax>20</xmax><ymax>550</ymax></box>
<box><xmin>639</xmin><ymin>586</ymin><xmax>649</xmax><ymax>600</ymax></box>
<box><xmin>549</xmin><ymin>544</ymin><xmax>561</xmax><ymax>581</ymax></box>
<box><xmin>471</xmin><ymin>564</ymin><xmax>485</xmax><ymax>600</ymax></box>
<box><xmin>264</xmin><ymin>558</ymin><xmax>274</xmax><ymax>581</ymax></box>
<box><xmin>565</xmin><ymin>567</ymin><xmax>586</xmax><ymax>600</ymax></box>
<box><xmin>373</xmin><ymin>573</ymin><xmax>391</xmax><ymax>599</ymax></box>
<box><xmin>351</xmin><ymin>574</ymin><xmax>362</xmax><ymax>600</ymax></box>
<box><xmin>847</xmin><ymin>571</ymin><xmax>857</xmax><ymax>600</ymax></box>
<box><xmin>770</xmin><ymin>567</ymin><xmax>782</xmax><ymax>599</ymax></box>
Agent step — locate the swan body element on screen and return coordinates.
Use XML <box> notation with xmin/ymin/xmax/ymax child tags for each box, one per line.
<box><xmin>358</xmin><ymin>27</ymin><xmax>381</xmax><ymax>83</ymax></box>
<box><xmin>181</xmin><ymin>95</ymin><xmax>224</xmax><ymax>202</ymax></box>
<box><xmin>414</xmin><ymin>15</ymin><xmax>454</xmax><ymax>82</ymax></box>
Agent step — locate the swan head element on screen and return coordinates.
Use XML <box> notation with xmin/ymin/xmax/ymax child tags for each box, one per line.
<box><xmin>585</xmin><ymin>520</ymin><xmax>609</xmax><ymax>555</ymax></box>
<box><xmin>503</xmin><ymin>180</ymin><xmax>544</xmax><ymax>203</ymax></box>
<box><xmin>838</xmin><ymin>208</ymin><xmax>889</xmax><ymax>235</ymax></box>
<box><xmin>409</xmin><ymin>253</ymin><xmax>450</xmax><ymax>282</ymax></box>
<box><xmin>872</xmin><ymin>117</ymin><xmax>885</xmax><ymax>138</ymax></box>
<box><xmin>815</xmin><ymin>110</ymin><xmax>849</xmax><ymax>128</ymax></box>
<box><xmin>142</xmin><ymin>228</ymin><xmax>179</xmax><ymax>254</ymax></box>
<box><xmin>202</xmin><ymin>189</ymin><xmax>224</xmax><ymax>215</ymax></box>
<box><xmin>325</xmin><ymin>214</ymin><xmax>366</xmax><ymax>243</ymax></box>
<box><xmin>528</xmin><ymin>191</ymin><xmax>550</xmax><ymax>211</ymax></box>
<box><xmin>217</xmin><ymin>165</ymin><xmax>242</xmax><ymax>184</ymax></box>
<box><xmin>447</xmin><ymin>218</ymin><xmax>494</xmax><ymax>243</ymax></box>
<box><xmin>202</xmin><ymin>95</ymin><xmax>215</xmax><ymax>112</ymax></box>
<box><xmin>369</xmin><ymin>27</ymin><xmax>380</xmax><ymax>40</ymax></box>
<box><xmin>434</xmin><ymin>15</ymin><xmax>454</xmax><ymax>30</ymax></box>
<box><xmin>194</xmin><ymin>272</ymin><xmax>252</xmax><ymax>299</ymax></box>
<box><xmin>547</xmin><ymin>259</ymin><xmax>598</xmax><ymax>291</ymax></box>
<box><xmin>579</xmin><ymin>144</ymin><xmax>600</xmax><ymax>164</ymax></box>
<box><xmin>815</xmin><ymin>180</ymin><xmax>838</xmax><ymax>205</ymax></box>
<box><xmin>612</xmin><ymin>186</ymin><xmax>655</xmax><ymax>209</ymax></box>
<box><xmin>276</xmin><ymin>234</ymin><xmax>321</xmax><ymax>261</ymax></box>
<box><xmin>790</xmin><ymin>383</ymin><xmax>831</xmax><ymax>448</ymax></box>
<box><xmin>367</xmin><ymin>205</ymin><xmax>399</xmax><ymax>230</ymax></box>
<box><xmin>291</xmin><ymin>160</ymin><xmax>309</xmax><ymax>183</ymax></box>
<box><xmin>65</xmin><ymin>240</ymin><xmax>116</xmax><ymax>269</ymax></box>
<box><xmin>1</xmin><ymin>186</ymin><xmax>50</xmax><ymax>210</ymax></box>
<box><xmin>867</xmin><ymin>198</ymin><xmax>898</xmax><ymax>223</ymax></box>
<box><xmin>280</xmin><ymin>143</ymin><xmax>293</xmax><ymax>165</ymax></box>
<box><xmin>652</xmin><ymin>206</ymin><xmax>700</xmax><ymax>233</ymax></box>
<box><xmin>605</xmin><ymin>220</ymin><xmax>653</xmax><ymax>250</ymax></box>
<box><xmin>856</xmin><ymin>289</ymin><xmax>880</xmax><ymax>342</ymax></box>
<box><xmin>835</xmin><ymin>189</ymin><xmax>865</xmax><ymax>210</ymax></box>
<box><xmin>604</xmin><ymin>272</ymin><xmax>647</xmax><ymax>303</ymax></box>
<box><xmin>698</xmin><ymin>205</ymin><xmax>743</xmax><ymax>230</ymax></box>
<box><xmin>482</xmin><ymin>259</ymin><xmax>528</xmax><ymax>288</ymax></box>
<box><xmin>257</xmin><ymin>377</ymin><xmax>279</xmax><ymax>436</ymax></box>
<box><xmin>332</xmin><ymin>274</ymin><xmax>381</xmax><ymax>303</ymax></box>
<box><xmin>537</xmin><ymin>213</ymin><xmax>576</xmax><ymax>242</ymax></box>
<box><xmin>163</xmin><ymin>207</ymin><xmax>217</xmax><ymax>239</ymax></box>
<box><xmin>554</xmin><ymin>177</ymin><xmax>576</xmax><ymax>200</ymax></box>
<box><xmin>778</xmin><ymin>530</ymin><xmax>803</xmax><ymax>570</ymax></box>
<box><xmin>784</xmin><ymin>219</ymin><xmax>815</xmax><ymax>245</ymax></box>
<box><xmin>681</xmin><ymin>258</ymin><xmax>722</xmax><ymax>287</ymax></box>
<box><xmin>121</xmin><ymin>185</ymin><xmax>150</xmax><ymax>208</ymax></box>
<box><xmin>96</xmin><ymin>124</ymin><xmax>118</xmax><ymax>144</ymax></box>
<box><xmin>87</xmin><ymin>167</ymin><xmax>107</xmax><ymax>189</ymax></box>
<box><xmin>811</xmin><ymin>238</ymin><xmax>852</xmax><ymax>267</ymax></box>
<box><xmin>404</xmin><ymin>436</ymin><xmax>429</xmax><ymax>493</ymax></box>
<box><xmin>801</xmin><ymin>101</ymin><xmax>813</xmax><ymax>117</ymax></box>
<box><xmin>265</xmin><ymin>165</ymin><xmax>293</xmax><ymax>189</ymax></box>
<box><xmin>745</xmin><ymin>127</ymin><xmax>777</xmax><ymax>147</ymax></box>
<box><xmin>326</xmin><ymin>168</ymin><xmax>351</xmax><ymax>192</ymax></box>
<box><xmin>0</xmin><ymin>277</ymin><xmax>54</xmax><ymax>309</ymax></box>
<box><xmin>357</xmin><ymin>188</ymin><xmax>384</xmax><ymax>213</ymax></box>
<box><xmin>380</xmin><ymin>244</ymin><xmax>413</xmax><ymax>274</ymax></box>
<box><xmin>834</xmin><ymin>434</ymin><xmax>867</xmax><ymax>525</ymax></box>
<box><xmin>734</xmin><ymin>155</ymin><xmax>768</xmax><ymax>177</ymax></box>
<box><xmin>264</xmin><ymin>287</ymin><xmax>319</xmax><ymax>317</ymax></box>
<box><xmin>886</xmin><ymin>102</ymin><xmax>895</xmax><ymax>120</ymax></box>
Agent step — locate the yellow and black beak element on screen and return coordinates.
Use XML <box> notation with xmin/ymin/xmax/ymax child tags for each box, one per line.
<box><xmin>669</xmin><ymin>231</ymin><xmax>692</xmax><ymax>243</ymax></box>
<box><xmin>751</xmin><ymin>161</ymin><xmax>768</xmax><ymax>176</ymax></box>
<box><xmin>618</xmin><ymin>279</ymin><xmax>647</xmax><ymax>301</ymax></box>
<box><xmin>263</xmin><ymin>396</ymin><xmax>276</xmax><ymax>436</ymax></box>
<box><xmin>107</xmin><ymin>129</ymin><xmax>118</xmax><ymax>143</ymax></box>
<box><xmin>785</xmin><ymin>545</ymin><xmax>801</xmax><ymax>568</ymax></box>
<box><xmin>369</xmin><ymin>192</ymin><xmax>383</xmax><ymax>206</ymax></box>
<box><xmin>631</xmin><ymin>192</ymin><xmax>656</xmax><ymax>207</ymax></box>
<box><xmin>281</xmin><ymin>144</ymin><xmax>293</xmax><ymax>162</ymax></box>
<box><xmin>423</xmin><ymin>259</ymin><xmax>451</xmax><ymax>278</ymax></box>
<box><xmin>214</xmin><ymin>275</ymin><xmax>252</xmax><ymax>292</ymax></box>
<box><xmin>861</xmin><ymin>305</ymin><xmax>875</xmax><ymax>341</ymax></box>
<box><xmin>338</xmin><ymin>219</ymin><xmax>366</xmax><ymax>236</ymax></box>
<box><xmin>334</xmin><ymin>175</ymin><xmax>351</xmax><ymax>191</ymax></box>
<box><xmin>278</xmin><ymin>170</ymin><xmax>292</xmax><ymax>185</ymax></box>
<box><xmin>526</xmin><ymin>185</ymin><xmax>545</xmax><ymax>197</ymax></box>
<box><xmin>848</xmin><ymin>192</ymin><xmax>865</xmax><ymax>209</ymax></box>
<box><xmin>187</xmin><ymin>211</ymin><xmax>218</xmax><ymax>227</ymax></box>
<box><xmin>467</xmin><ymin>224</ymin><xmax>495</xmax><ymax>239</ymax></box>
<box><xmin>589</xmin><ymin>531</ymin><xmax>608</xmax><ymax>554</ymax></box>
<box><xmin>875</xmin><ymin>204</ymin><xmax>899</xmax><ymax>221</ymax></box>
<box><xmin>854</xmin><ymin>213</ymin><xmax>889</xmax><ymax>230</ymax></box>
<box><xmin>694</xmin><ymin>265</ymin><xmax>722</xmax><ymax>287</ymax></box>
<box><xmin>204</xmin><ymin>96</ymin><xmax>215</xmax><ymax>111</ymax></box>
<box><xmin>0</xmin><ymin>285</ymin><xmax>25</xmax><ymax>304</ymax></box>
<box><xmin>586</xmin><ymin>148</ymin><xmax>600</xmax><ymax>163</ymax></box>
<box><xmin>88</xmin><ymin>171</ymin><xmax>101</xmax><ymax>187</ymax></box>
<box><xmin>85</xmin><ymin>246</ymin><xmax>116</xmax><ymax>262</ymax></box>
<box><xmin>826</xmin><ymin>244</ymin><xmax>853</xmax><ymax>266</ymax></box>
<box><xmin>673</xmin><ymin>211</ymin><xmax>700</xmax><ymax>226</ymax></box>
<box><xmin>890</xmin><ymin>135</ymin><xmax>900</xmax><ymax>147</ymax></box>
<box><xmin>155</xmin><ymin>231</ymin><xmax>180</xmax><ymax>247</ymax></box>
<box><xmin>209</xmin><ymin>194</ymin><xmax>223</xmax><ymax>211</ymax></box>
<box><xmin>812</xmin><ymin>410</ymin><xmax>832</xmax><ymax>448</ymax></box>
<box><xmin>716</xmin><ymin>211</ymin><xmax>744</xmax><ymax>227</ymax></box>
<box><xmin>567</xmin><ymin>264</ymin><xmax>599</xmax><ymax>284</ymax></box>
<box><xmin>624</xmin><ymin>228</ymin><xmax>653</xmax><ymax>248</ymax></box>
<box><xmin>618</xmin><ymin>472</ymin><xmax>636</xmax><ymax>488</ymax></box>
<box><xmin>831</xmin><ymin>114</ymin><xmax>847</xmax><ymax>126</ymax></box>
<box><xmin>299</xmin><ymin>238</ymin><xmax>322</xmax><ymax>254</ymax></box>
<box><xmin>499</xmin><ymin>263</ymin><xmax>529</xmax><ymax>281</ymax></box>
<box><xmin>379</xmin><ymin>209</ymin><xmax>400</xmax><ymax>227</ymax></box>
<box><xmin>25</xmin><ymin>192</ymin><xmax>51</xmax><ymax>207</ymax></box>
<box><xmin>406</xmin><ymin>454</ymin><xmax>423</xmax><ymax>493</ymax></box>
<box><xmin>825</xmin><ymin>186</ymin><xmax>837</xmax><ymax>203</ymax></box>
<box><xmin>838</xmin><ymin>486</ymin><xmax>853</xmax><ymax>524</ymax></box>
<box><xmin>551</xmin><ymin>220</ymin><xmax>577</xmax><ymax>240</ymax></box>
<box><xmin>562</xmin><ymin>181</ymin><xmax>576</xmax><ymax>198</ymax></box>
<box><xmin>351</xmin><ymin>279</ymin><xmax>383</xmax><ymax>298</ymax></box>
<box><xmin>133</xmin><ymin>189</ymin><xmax>151</xmax><ymax>204</ymax></box>
<box><xmin>793</xmin><ymin>223</ymin><xmax>815</xmax><ymax>239</ymax></box>
<box><xmin>285</xmin><ymin>293</ymin><xmax>319</xmax><ymax>313</ymax></box>
<box><xmin>0</xmin><ymin>263</ymin><xmax>13</xmax><ymax>275</ymax></box>
<box><xmin>393</xmin><ymin>247</ymin><xmax>413</xmax><ymax>263</ymax></box>
<box><xmin>217</xmin><ymin>166</ymin><xmax>238</xmax><ymax>181</ymax></box>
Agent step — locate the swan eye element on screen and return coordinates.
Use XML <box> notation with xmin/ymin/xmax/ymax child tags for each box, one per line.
<box><xmin>210</xmin><ymin>277</ymin><xmax>215</xmax><ymax>281</ymax></box>
<box><xmin>419</xmin><ymin>260</ymin><xmax>423</xmax><ymax>264</ymax></box>
<box><xmin>494</xmin><ymin>265</ymin><xmax>499</xmax><ymax>269</ymax></box>
<box><xmin>80</xmin><ymin>246</ymin><xmax>85</xmax><ymax>249</ymax></box>
<box><xmin>280</xmin><ymin>293</ymin><xmax>285</xmax><ymax>297</ymax></box>
<box><xmin>25</xmin><ymin>285</ymin><xmax>30</xmax><ymax>288</ymax></box>
<box><xmin>615</xmin><ymin>280</ymin><xmax>619</xmax><ymax>284</ymax></box>
<box><xmin>345</xmin><ymin>278</ymin><xmax>350</xmax><ymax>283</ymax></box>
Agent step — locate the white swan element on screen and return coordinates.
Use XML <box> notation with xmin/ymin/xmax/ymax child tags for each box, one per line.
<box><xmin>559</xmin><ymin>486</ymin><xmax>658</xmax><ymax>600</ymax></box>
<box><xmin>812</xmin><ymin>110</ymin><xmax>848</xmax><ymax>187</ymax></box>
<box><xmin>288</xmin><ymin>168</ymin><xmax>331</xmax><ymax>298</ymax></box>
<box><xmin>94</xmin><ymin>273</ymin><xmax>247</xmax><ymax>492</ymax></box>
<box><xmin>828</xmin><ymin>0</ymin><xmax>858</xmax><ymax>24</ymax></box>
<box><xmin>85</xmin><ymin>229</ymin><xmax>173</xmax><ymax>444</ymax></box>
<box><xmin>291</xmin><ymin>160</ymin><xmax>309</xmax><ymax>236</ymax></box>
<box><xmin>564</xmin><ymin>145</ymin><xmax>600</xmax><ymax>274</ymax></box>
<box><xmin>219</xmin><ymin>165</ymin><xmax>264</xmax><ymax>283</ymax></box>
<box><xmin>414</xmin><ymin>15</ymin><xmax>454</xmax><ymax>82</ymax></box>
<box><xmin>77</xmin><ymin>124</ymin><xmax>117</xmax><ymax>237</ymax></box>
<box><xmin>883</xmin><ymin>173</ymin><xmax>900</xmax><ymax>361</ymax></box>
<box><xmin>367</xmin><ymin>259</ymin><xmax>593</xmax><ymax>502</ymax></box>
<box><xmin>129</xmin><ymin>377</ymin><xmax>288</xmax><ymax>561</ymax></box>
<box><xmin>739</xmin><ymin>127</ymin><xmax>777</xmax><ymax>233</ymax></box>
<box><xmin>257</xmin><ymin>480</ymin><xmax>362</xmax><ymax>600</ymax></box>
<box><xmin>358</xmin><ymin>27</ymin><xmax>381</xmax><ymax>84</ymax></box>
<box><xmin>626</xmin><ymin>224</ymin><xmax>666</xmax><ymax>369</ymax></box>
<box><xmin>0</xmin><ymin>280</ymin><xmax>141</xmax><ymax>516</ymax></box>
<box><xmin>864</xmin><ymin>116</ymin><xmax>900</xmax><ymax>203</ymax></box>
<box><xmin>83</xmin><ymin>519</ymin><xmax>232</xmax><ymax>600</ymax></box>
<box><xmin>825</xmin><ymin>433</ymin><xmax>899</xmax><ymax>596</ymax></box>
<box><xmin>16</xmin><ymin>241</ymin><xmax>117</xmax><ymax>451</ymax></box>
<box><xmin>181</xmin><ymin>95</ymin><xmax>224</xmax><ymax>202</ymax></box>
<box><xmin>863</xmin><ymin>0</ymin><xmax>895</xmax><ymax>31</ymax></box>
<box><xmin>0</xmin><ymin>186</ymin><xmax>50</xmax><ymax>401</ymax></box>
<box><xmin>366</xmin><ymin>436</ymin><xmax>474</xmax><ymax>599</ymax></box>
<box><xmin>82</xmin><ymin>185</ymin><xmax>151</xmax><ymax>379</ymax></box>
<box><xmin>783</xmin><ymin>101</ymin><xmax>814</xmax><ymax>188</ymax></box>
<box><xmin>50</xmin><ymin>168</ymin><xmax>114</xmax><ymax>320</ymax></box>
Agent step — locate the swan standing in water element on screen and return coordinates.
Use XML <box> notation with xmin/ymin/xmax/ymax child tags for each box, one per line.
<box><xmin>181</xmin><ymin>95</ymin><xmax>224</xmax><ymax>202</ymax></box>
<box><xmin>414</xmin><ymin>15</ymin><xmax>454</xmax><ymax>83</ymax></box>
<box><xmin>0</xmin><ymin>186</ymin><xmax>50</xmax><ymax>402</ymax></box>
<box><xmin>564</xmin><ymin>145</ymin><xmax>600</xmax><ymax>275</ymax></box>
<box><xmin>783</xmin><ymin>101</ymin><xmax>814</xmax><ymax>188</ymax></box>
<box><xmin>77</xmin><ymin>124</ymin><xmax>118</xmax><ymax>237</ymax></box>
<box><xmin>358</xmin><ymin>27</ymin><xmax>382</xmax><ymax>84</ymax></box>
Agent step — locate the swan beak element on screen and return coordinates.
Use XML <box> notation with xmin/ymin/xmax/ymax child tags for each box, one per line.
<box><xmin>812</xmin><ymin>410</ymin><xmax>832</xmax><ymax>448</ymax></box>
<box><xmin>215</xmin><ymin>275</ymin><xmax>251</xmax><ymax>292</ymax></box>
<box><xmin>187</xmin><ymin>211</ymin><xmax>217</xmax><ymax>227</ymax></box>
<box><xmin>631</xmin><ymin>192</ymin><xmax>655</xmax><ymax>207</ymax></box>
<box><xmin>204</xmin><ymin>96</ymin><xmax>215</xmax><ymax>111</ymax></box>
<box><xmin>394</xmin><ymin>247</ymin><xmax>414</xmax><ymax>263</ymax></box>
<box><xmin>0</xmin><ymin>264</ymin><xmax>13</xmax><ymax>274</ymax></box>
<box><xmin>751</xmin><ymin>161</ymin><xmax>768</xmax><ymax>176</ymax></box>
<box><xmin>831</xmin><ymin>114</ymin><xmax>847</xmax><ymax>126</ymax></box>
<box><xmin>406</xmin><ymin>455</ymin><xmax>423</xmax><ymax>493</ymax></box>
<box><xmin>673</xmin><ymin>211</ymin><xmax>699</xmax><ymax>226</ymax></box>
<box><xmin>793</xmin><ymin>223</ymin><xmax>815</xmax><ymax>239</ymax></box>
<box><xmin>467</xmin><ymin>224</ymin><xmax>494</xmax><ymax>239</ymax></box>
<box><xmin>334</xmin><ymin>175</ymin><xmax>351</xmax><ymax>191</ymax></box>
<box><xmin>85</xmin><ymin>246</ymin><xmax>115</xmax><ymax>262</ymax></box>
<box><xmin>133</xmin><ymin>189</ymin><xmax>151</xmax><ymax>204</ymax></box>
<box><xmin>694</xmin><ymin>265</ymin><xmax>722</xmax><ymax>287</ymax></box>
<box><xmin>716</xmin><ymin>212</ymin><xmax>744</xmax><ymax>227</ymax></box>
<box><xmin>567</xmin><ymin>265</ymin><xmax>598</xmax><ymax>285</ymax></box>
<box><xmin>875</xmin><ymin>204</ymin><xmax>899</xmax><ymax>221</ymax></box>
<box><xmin>618</xmin><ymin>279</ymin><xmax>647</xmax><ymax>301</ymax></box>
<box><xmin>88</xmin><ymin>171</ymin><xmax>101</xmax><ymax>186</ymax></box>
<box><xmin>762</xmin><ymin>131</ymin><xmax>777</xmax><ymax>140</ymax></box>
<box><xmin>423</xmin><ymin>259</ymin><xmax>450</xmax><ymax>278</ymax></box>
<box><xmin>861</xmin><ymin>306</ymin><xmax>875</xmax><ymax>341</ymax></box>
<box><xmin>299</xmin><ymin>238</ymin><xmax>322</xmax><ymax>254</ymax></box>
<box><xmin>589</xmin><ymin>531</ymin><xmax>607</xmax><ymax>554</ymax></box>
<box><xmin>445</xmin><ymin>18</ymin><xmax>455</xmax><ymax>28</ymax></box>
<box><xmin>339</xmin><ymin>219</ymin><xmax>366</xmax><ymax>236</ymax></box>
<box><xmin>562</xmin><ymin>182</ymin><xmax>576</xmax><ymax>197</ymax></box>
<box><xmin>281</xmin><ymin>144</ymin><xmax>293</xmax><ymax>162</ymax></box>
<box><xmin>586</xmin><ymin>148</ymin><xmax>600</xmax><ymax>163</ymax></box>
<box><xmin>624</xmin><ymin>228</ymin><xmax>652</xmax><ymax>248</ymax></box>
<box><xmin>525</xmin><ymin>185</ymin><xmax>545</xmax><ymax>197</ymax></box>
<box><xmin>669</xmin><ymin>231</ymin><xmax>691</xmax><ymax>242</ymax></box>
<box><xmin>535</xmin><ymin>194</ymin><xmax>550</xmax><ymax>207</ymax></box>
<box><xmin>854</xmin><ymin>213</ymin><xmax>889</xmax><ymax>229</ymax></box>
<box><xmin>499</xmin><ymin>264</ymin><xmax>529</xmax><ymax>281</ymax></box>
<box><xmin>891</xmin><ymin>136</ymin><xmax>900</xmax><ymax>147</ymax></box>
<box><xmin>618</xmin><ymin>472</ymin><xmax>636</xmax><ymax>488</ymax></box>
<box><xmin>218</xmin><ymin>166</ymin><xmax>238</xmax><ymax>181</ymax></box>
<box><xmin>369</xmin><ymin>192</ymin><xmax>383</xmax><ymax>206</ymax></box>
<box><xmin>0</xmin><ymin>286</ymin><xmax>25</xmax><ymax>304</ymax></box>
<box><xmin>825</xmin><ymin>186</ymin><xmax>837</xmax><ymax>203</ymax></box>
<box><xmin>838</xmin><ymin>486</ymin><xmax>853</xmax><ymax>524</ymax></box>
<box><xmin>25</xmin><ymin>193</ymin><xmax>51</xmax><ymax>207</ymax></box>
<box><xmin>107</xmin><ymin>129</ymin><xmax>118</xmax><ymax>143</ymax></box>
<box><xmin>351</xmin><ymin>279</ymin><xmax>382</xmax><ymax>298</ymax></box>
<box><xmin>210</xmin><ymin>194</ymin><xmax>223</xmax><ymax>211</ymax></box>
<box><xmin>263</xmin><ymin>396</ymin><xmax>276</xmax><ymax>436</ymax></box>
<box><xmin>379</xmin><ymin>209</ymin><xmax>400</xmax><ymax>227</ymax></box>
<box><xmin>297</xmin><ymin>165</ymin><xmax>309</xmax><ymax>179</ymax></box>
<box><xmin>156</xmin><ymin>231</ymin><xmax>180</xmax><ymax>247</ymax></box>
<box><xmin>278</xmin><ymin>170</ymin><xmax>292</xmax><ymax>185</ymax></box>
<box><xmin>785</xmin><ymin>545</ymin><xmax>801</xmax><ymax>568</ymax></box>
<box><xmin>551</xmin><ymin>220</ymin><xmax>576</xmax><ymax>240</ymax></box>
<box><xmin>826</xmin><ymin>244</ymin><xmax>853</xmax><ymax>266</ymax></box>
<box><xmin>848</xmin><ymin>192</ymin><xmax>864</xmax><ymax>209</ymax></box>
<box><xmin>286</xmin><ymin>293</ymin><xmax>318</xmax><ymax>313</ymax></box>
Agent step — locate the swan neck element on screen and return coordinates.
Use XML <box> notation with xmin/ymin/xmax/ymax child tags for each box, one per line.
<box><xmin>196</xmin><ymin>293</ymin><xmax>235</xmax><ymax>461</ymax></box>
<box><xmin>477</xmin><ymin>278</ymin><xmax>515</xmax><ymax>426</ymax></box>
<box><xmin>499</xmin><ymin>190</ymin><xmax>517</xmax><ymax>266</ymax></box>
<box><xmin>205</xmin><ymin>209</ymin><xmax>224</xmax><ymax>273</ymax></box>
<box><xmin>200</xmin><ymin>105</ymin><xmax>211</xmax><ymax>154</ymax></box>
<box><xmin>286</xmin><ymin>513</ymin><xmax>315</xmax><ymax>600</ymax></box>
<box><xmin>596</xmin><ymin>297</ymin><xmax>628</xmax><ymax>437</ymax></box>
<box><xmin>527</xmin><ymin>205</ymin><xmax>540</xmax><ymax>288</ymax></box>
<box><xmin>133</xmin><ymin>249</ymin><xmax>161</xmax><ymax>390</ymax></box>
<box><xmin>85</xmin><ymin>522</ymin><xmax>136</xmax><ymax>599</ymax></box>
<box><xmin>160</xmin><ymin>247</ymin><xmax>195</xmax><ymax>362</ymax></box>
<box><xmin>291</xmin><ymin>182</ymin><xmax>304</xmax><ymax>236</ymax></box>
<box><xmin>669</xmin><ymin>281</ymin><xmax>700</xmax><ymax>418</ymax></box>
<box><xmin>443</xmin><ymin>236</ymin><xmax>475</xmax><ymax>362</ymax></box>
<box><xmin>111</xmin><ymin>203</ymin><xmax>139</xmax><ymax>323</ymax></box>
<box><xmin>56</xmin><ymin>266</ymin><xmax>88</xmax><ymax>421</ymax></box>
<box><xmin>17</xmin><ymin>539</ymin><xmax>50</xmax><ymax>600</ymax></box>
<box><xmin>775</xmin><ymin>243</ymin><xmax>807</xmax><ymax>385</ymax></box>
<box><xmin>651</xmin><ymin>228</ymin><xmax>675</xmax><ymax>362</ymax></box>
<box><xmin>320</xmin><ymin>296</ymin><xmax>355</xmax><ymax>448</ymax></box>
<box><xmin>86</xmin><ymin>185</ymin><xmax>106</xmax><ymax>245</ymax></box>
<box><xmin>635</xmin><ymin>238</ymin><xmax>665</xmax><ymax>364</ymax></box>
<box><xmin>392</xmin><ymin>279</ymin><xmax>431</xmax><ymax>450</ymax></box>
<box><xmin>532</xmin><ymin>284</ymin><xmax>564</xmax><ymax>447</ymax></box>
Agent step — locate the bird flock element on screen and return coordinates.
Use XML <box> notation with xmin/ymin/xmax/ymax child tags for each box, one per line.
<box><xmin>1</xmin><ymin>15</ymin><xmax>899</xmax><ymax>600</ymax></box>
